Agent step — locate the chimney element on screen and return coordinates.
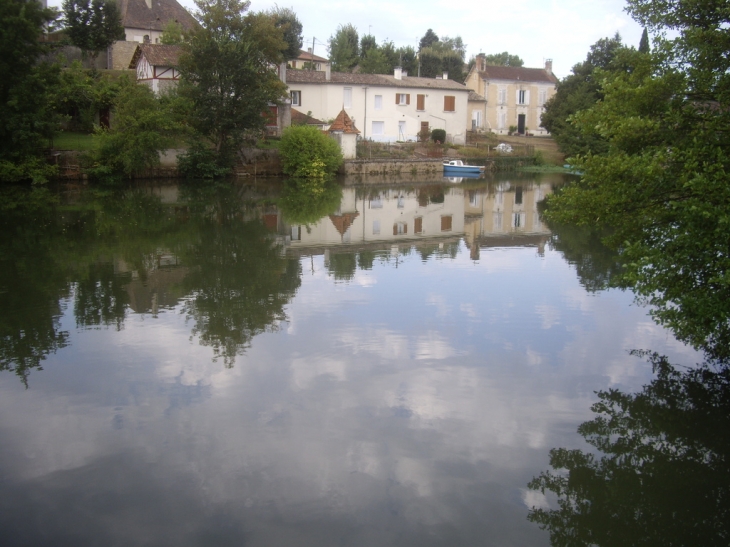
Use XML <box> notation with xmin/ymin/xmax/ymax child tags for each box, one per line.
<box><xmin>443</xmin><ymin>71</ymin><xmax>448</xmax><ymax>80</ymax></box>
<box><xmin>325</xmin><ymin>62</ymin><xmax>331</xmax><ymax>81</ymax></box>
<box><xmin>477</xmin><ymin>53</ymin><xmax>485</xmax><ymax>72</ymax></box>
<box><xmin>394</xmin><ymin>66</ymin><xmax>402</xmax><ymax>80</ymax></box>
<box><xmin>402</xmin><ymin>70</ymin><xmax>407</xmax><ymax>77</ymax></box>
<box><xmin>545</xmin><ymin>59</ymin><xmax>553</xmax><ymax>73</ymax></box>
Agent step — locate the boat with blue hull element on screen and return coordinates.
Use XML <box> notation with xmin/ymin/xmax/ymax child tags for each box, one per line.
<box><xmin>443</xmin><ymin>160</ymin><xmax>485</xmax><ymax>176</ymax></box>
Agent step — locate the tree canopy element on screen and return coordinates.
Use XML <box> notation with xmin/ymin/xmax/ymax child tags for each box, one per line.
<box><xmin>542</xmin><ymin>0</ymin><xmax>730</xmax><ymax>360</ymax></box>
<box><xmin>541</xmin><ymin>34</ymin><xmax>628</xmax><ymax>158</ymax></box>
<box><xmin>61</xmin><ymin>0</ymin><xmax>125</xmax><ymax>64</ymax></box>
<box><xmin>328</xmin><ymin>23</ymin><xmax>359</xmax><ymax>72</ymax></box>
<box><xmin>270</xmin><ymin>6</ymin><xmax>302</xmax><ymax>60</ymax></box>
<box><xmin>482</xmin><ymin>51</ymin><xmax>524</xmax><ymax>67</ymax></box>
<box><xmin>179</xmin><ymin>0</ymin><xmax>288</xmax><ymax>167</ymax></box>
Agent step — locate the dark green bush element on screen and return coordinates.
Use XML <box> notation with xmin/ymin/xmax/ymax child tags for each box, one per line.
<box><xmin>431</xmin><ymin>128</ymin><xmax>446</xmax><ymax>143</ymax></box>
<box><xmin>280</xmin><ymin>125</ymin><xmax>342</xmax><ymax>178</ymax></box>
<box><xmin>177</xmin><ymin>141</ymin><xmax>231</xmax><ymax>179</ymax></box>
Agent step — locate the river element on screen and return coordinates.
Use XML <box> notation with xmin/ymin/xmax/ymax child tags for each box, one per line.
<box><xmin>0</xmin><ymin>173</ymin><xmax>699</xmax><ymax>546</ymax></box>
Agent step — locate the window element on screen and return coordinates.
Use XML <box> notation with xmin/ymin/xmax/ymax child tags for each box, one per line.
<box><xmin>498</xmin><ymin>88</ymin><xmax>506</xmax><ymax>105</ymax></box>
<box><xmin>441</xmin><ymin>215</ymin><xmax>453</xmax><ymax>231</ymax></box>
<box><xmin>444</xmin><ymin>96</ymin><xmax>455</xmax><ymax>112</ymax></box>
<box><xmin>397</xmin><ymin>195</ymin><xmax>405</xmax><ymax>208</ymax></box>
<box><xmin>344</xmin><ymin>87</ymin><xmax>352</xmax><ymax>108</ymax></box>
<box><xmin>498</xmin><ymin>111</ymin><xmax>507</xmax><ymax>129</ymax></box>
<box><xmin>372</xmin><ymin>121</ymin><xmax>384</xmax><ymax>135</ymax></box>
<box><xmin>517</xmin><ymin>89</ymin><xmax>530</xmax><ymax>105</ymax></box>
<box><xmin>414</xmin><ymin>217</ymin><xmax>423</xmax><ymax>234</ymax></box>
<box><xmin>416</xmin><ymin>94</ymin><xmax>425</xmax><ymax>110</ymax></box>
<box><xmin>396</xmin><ymin>93</ymin><xmax>410</xmax><ymax>105</ymax></box>
<box><xmin>393</xmin><ymin>222</ymin><xmax>408</xmax><ymax>235</ymax></box>
<box><xmin>538</xmin><ymin>89</ymin><xmax>547</xmax><ymax>106</ymax></box>
<box><xmin>369</xmin><ymin>196</ymin><xmax>383</xmax><ymax>209</ymax></box>
<box><xmin>372</xmin><ymin>220</ymin><xmax>381</xmax><ymax>235</ymax></box>
<box><xmin>493</xmin><ymin>212</ymin><xmax>503</xmax><ymax>231</ymax></box>
<box><xmin>291</xmin><ymin>226</ymin><xmax>301</xmax><ymax>241</ymax></box>
<box><xmin>290</xmin><ymin>90</ymin><xmax>301</xmax><ymax>106</ymax></box>
<box><xmin>398</xmin><ymin>120</ymin><xmax>406</xmax><ymax>140</ymax></box>
<box><xmin>515</xmin><ymin>186</ymin><xmax>523</xmax><ymax>205</ymax></box>
<box><xmin>374</xmin><ymin>94</ymin><xmax>382</xmax><ymax>110</ymax></box>
<box><xmin>512</xmin><ymin>212</ymin><xmax>526</xmax><ymax>228</ymax></box>
<box><xmin>472</xmin><ymin>110</ymin><xmax>482</xmax><ymax>129</ymax></box>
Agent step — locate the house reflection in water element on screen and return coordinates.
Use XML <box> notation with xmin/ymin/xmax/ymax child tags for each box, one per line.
<box><xmin>277</xmin><ymin>181</ymin><xmax>552</xmax><ymax>263</ymax></box>
<box><xmin>463</xmin><ymin>180</ymin><xmax>553</xmax><ymax>261</ymax></box>
<box><xmin>282</xmin><ymin>186</ymin><xmax>466</xmax><ymax>257</ymax></box>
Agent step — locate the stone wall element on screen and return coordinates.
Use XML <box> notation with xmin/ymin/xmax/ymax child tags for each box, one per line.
<box><xmin>236</xmin><ymin>149</ymin><xmax>283</xmax><ymax>177</ymax></box>
<box><xmin>342</xmin><ymin>159</ymin><xmax>443</xmax><ymax>177</ymax></box>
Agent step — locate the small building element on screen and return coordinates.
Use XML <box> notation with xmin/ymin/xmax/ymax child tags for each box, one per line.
<box><xmin>291</xmin><ymin>109</ymin><xmax>328</xmax><ymax>130</ymax></box>
<box><xmin>328</xmin><ymin>109</ymin><xmax>360</xmax><ymax>159</ymax></box>
<box><xmin>289</xmin><ymin>48</ymin><xmax>330</xmax><ymax>72</ymax></box>
<box><xmin>464</xmin><ymin>55</ymin><xmax>557</xmax><ymax>135</ymax></box>
<box><xmin>129</xmin><ymin>43</ymin><xmax>181</xmax><ymax>95</ymax></box>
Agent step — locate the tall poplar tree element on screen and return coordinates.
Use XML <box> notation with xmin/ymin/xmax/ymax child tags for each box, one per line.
<box><xmin>62</xmin><ymin>0</ymin><xmax>125</xmax><ymax>66</ymax></box>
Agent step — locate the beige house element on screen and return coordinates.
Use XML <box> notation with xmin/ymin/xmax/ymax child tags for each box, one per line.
<box><xmin>465</xmin><ymin>54</ymin><xmax>557</xmax><ymax>135</ymax></box>
<box><xmin>289</xmin><ymin>48</ymin><xmax>330</xmax><ymax>72</ymax></box>
<box><xmin>286</xmin><ymin>67</ymin><xmax>470</xmax><ymax>144</ymax></box>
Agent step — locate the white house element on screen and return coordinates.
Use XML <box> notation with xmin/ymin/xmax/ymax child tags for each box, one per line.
<box><xmin>286</xmin><ymin>67</ymin><xmax>471</xmax><ymax>144</ymax></box>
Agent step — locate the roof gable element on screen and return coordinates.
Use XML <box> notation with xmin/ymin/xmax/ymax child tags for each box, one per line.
<box><xmin>294</xmin><ymin>49</ymin><xmax>328</xmax><ymax>63</ymax></box>
<box><xmin>129</xmin><ymin>43</ymin><xmax>182</xmax><ymax>69</ymax></box>
<box><xmin>329</xmin><ymin>109</ymin><xmax>360</xmax><ymax>134</ymax></box>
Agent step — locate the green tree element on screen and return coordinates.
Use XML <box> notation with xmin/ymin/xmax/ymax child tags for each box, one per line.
<box><xmin>359</xmin><ymin>33</ymin><xmax>377</xmax><ymax>59</ymax></box>
<box><xmin>483</xmin><ymin>51</ymin><xmax>524</xmax><ymax>67</ymax></box>
<box><xmin>93</xmin><ymin>76</ymin><xmax>184</xmax><ymax>176</ymax></box>
<box><xmin>529</xmin><ymin>352</ymin><xmax>730</xmax><ymax>547</ymax></box>
<box><xmin>160</xmin><ymin>20</ymin><xmax>184</xmax><ymax>45</ymax></box>
<box><xmin>279</xmin><ymin>124</ymin><xmax>342</xmax><ymax>178</ymax></box>
<box><xmin>0</xmin><ymin>0</ymin><xmax>60</xmax><ymax>183</ymax></box>
<box><xmin>328</xmin><ymin>23</ymin><xmax>359</xmax><ymax>72</ymax></box>
<box><xmin>541</xmin><ymin>34</ymin><xmax>627</xmax><ymax>158</ymax></box>
<box><xmin>543</xmin><ymin>1</ymin><xmax>730</xmax><ymax>360</ymax></box>
<box><xmin>61</xmin><ymin>0</ymin><xmax>125</xmax><ymax>66</ymax></box>
<box><xmin>638</xmin><ymin>27</ymin><xmax>650</xmax><ymax>52</ymax></box>
<box><xmin>419</xmin><ymin>28</ymin><xmax>438</xmax><ymax>51</ymax></box>
<box><xmin>359</xmin><ymin>47</ymin><xmax>390</xmax><ymax>74</ymax></box>
<box><xmin>179</xmin><ymin>0</ymin><xmax>288</xmax><ymax>167</ymax></box>
<box><xmin>396</xmin><ymin>45</ymin><xmax>418</xmax><ymax>75</ymax></box>
<box><xmin>270</xmin><ymin>6</ymin><xmax>302</xmax><ymax>60</ymax></box>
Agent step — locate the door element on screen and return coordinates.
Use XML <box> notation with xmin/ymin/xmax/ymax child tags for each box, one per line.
<box><xmin>517</xmin><ymin>114</ymin><xmax>526</xmax><ymax>134</ymax></box>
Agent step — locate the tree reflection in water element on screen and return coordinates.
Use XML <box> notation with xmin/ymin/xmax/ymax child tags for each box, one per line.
<box><xmin>528</xmin><ymin>351</ymin><xmax>730</xmax><ymax>547</ymax></box>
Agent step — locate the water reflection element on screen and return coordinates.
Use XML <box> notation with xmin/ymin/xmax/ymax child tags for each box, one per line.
<box><xmin>0</xmin><ymin>175</ymin><xmax>698</xmax><ymax>547</ymax></box>
<box><xmin>528</xmin><ymin>352</ymin><xmax>730</xmax><ymax>546</ymax></box>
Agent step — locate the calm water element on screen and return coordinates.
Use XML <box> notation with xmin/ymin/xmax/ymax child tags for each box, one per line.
<box><xmin>0</xmin><ymin>175</ymin><xmax>697</xmax><ymax>546</ymax></box>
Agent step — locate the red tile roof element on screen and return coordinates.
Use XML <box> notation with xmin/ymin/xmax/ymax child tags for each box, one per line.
<box><xmin>291</xmin><ymin>109</ymin><xmax>325</xmax><ymax>125</ymax></box>
<box><xmin>295</xmin><ymin>49</ymin><xmax>329</xmax><ymax>63</ymax></box>
<box><xmin>328</xmin><ymin>109</ymin><xmax>360</xmax><ymax>134</ymax></box>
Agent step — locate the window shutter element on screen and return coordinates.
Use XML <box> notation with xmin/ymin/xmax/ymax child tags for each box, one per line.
<box><xmin>393</xmin><ymin>224</ymin><xmax>398</xmax><ymax>235</ymax></box>
<box><xmin>525</xmin><ymin>90</ymin><xmax>530</xmax><ymax>104</ymax></box>
<box><xmin>404</xmin><ymin>223</ymin><xmax>408</xmax><ymax>234</ymax></box>
<box><xmin>414</xmin><ymin>217</ymin><xmax>423</xmax><ymax>234</ymax></box>
<box><xmin>444</xmin><ymin>96</ymin><xmax>455</xmax><ymax>112</ymax></box>
<box><xmin>417</xmin><ymin>94</ymin><xmax>425</xmax><ymax>110</ymax></box>
<box><xmin>395</xmin><ymin>94</ymin><xmax>399</xmax><ymax>104</ymax></box>
<box><xmin>406</xmin><ymin>94</ymin><xmax>410</xmax><ymax>105</ymax></box>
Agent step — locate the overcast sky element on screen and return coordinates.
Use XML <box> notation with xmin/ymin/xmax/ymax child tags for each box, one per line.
<box><xmin>50</xmin><ymin>0</ymin><xmax>645</xmax><ymax>79</ymax></box>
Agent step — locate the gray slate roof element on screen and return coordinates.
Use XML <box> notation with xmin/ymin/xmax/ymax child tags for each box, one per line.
<box><xmin>468</xmin><ymin>91</ymin><xmax>486</xmax><ymax>102</ymax></box>
<box><xmin>287</xmin><ymin>69</ymin><xmax>469</xmax><ymax>92</ymax></box>
<box><xmin>119</xmin><ymin>0</ymin><xmax>197</xmax><ymax>32</ymax></box>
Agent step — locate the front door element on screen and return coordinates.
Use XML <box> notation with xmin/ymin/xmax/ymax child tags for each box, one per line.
<box><xmin>517</xmin><ymin>114</ymin><xmax>526</xmax><ymax>134</ymax></box>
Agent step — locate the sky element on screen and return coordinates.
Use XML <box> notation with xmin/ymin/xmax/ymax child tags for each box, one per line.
<box><xmin>49</xmin><ymin>0</ymin><xmax>644</xmax><ymax>79</ymax></box>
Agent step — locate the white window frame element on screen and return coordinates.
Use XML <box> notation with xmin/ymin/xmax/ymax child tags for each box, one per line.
<box><xmin>374</xmin><ymin>94</ymin><xmax>382</xmax><ymax>110</ymax></box>
<box><xmin>498</xmin><ymin>87</ymin><xmax>506</xmax><ymax>105</ymax></box>
<box><xmin>290</xmin><ymin>90</ymin><xmax>301</xmax><ymax>106</ymax></box>
<box><xmin>398</xmin><ymin>93</ymin><xmax>408</xmax><ymax>105</ymax></box>
<box><xmin>372</xmin><ymin>121</ymin><xmax>384</xmax><ymax>136</ymax></box>
<box><xmin>517</xmin><ymin>89</ymin><xmax>529</xmax><ymax>105</ymax></box>
<box><xmin>372</xmin><ymin>220</ymin><xmax>381</xmax><ymax>235</ymax></box>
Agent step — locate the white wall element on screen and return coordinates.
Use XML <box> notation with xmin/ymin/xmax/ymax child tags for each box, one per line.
<box><xmin>288</xmin><ymin>83</ymin><xmax>469</xmax><ymax>145</ymax></box>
